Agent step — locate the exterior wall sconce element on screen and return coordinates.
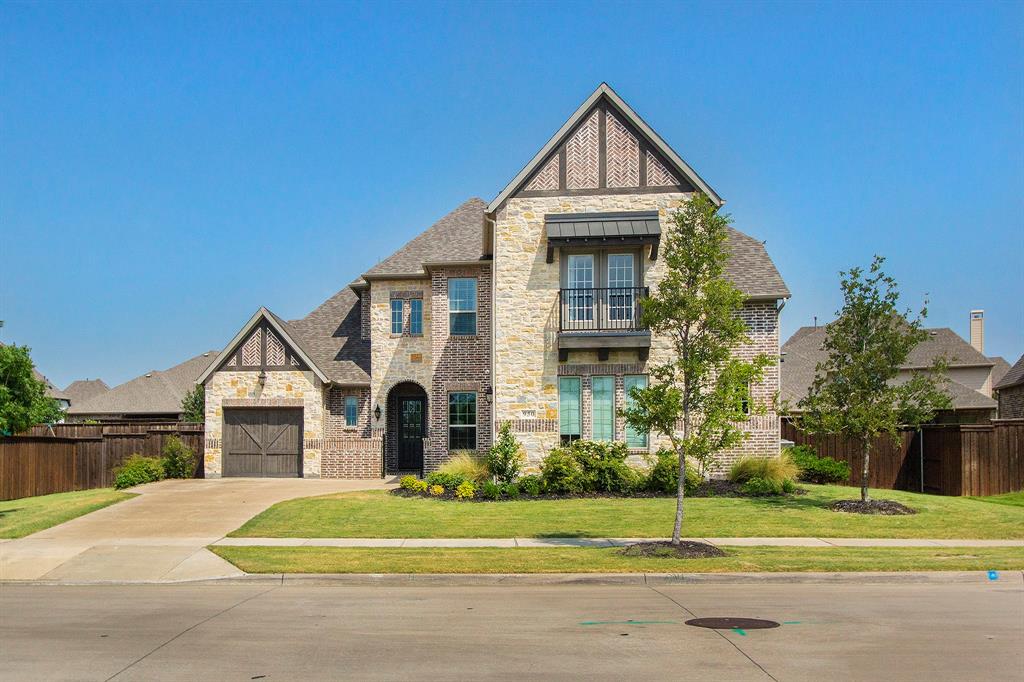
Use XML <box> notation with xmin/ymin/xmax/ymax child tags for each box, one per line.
<box><xmin>257</xmin><ymin>370</ymin><xmax>267</xmax><ymax>387</ymax></box>
<box><xmin>374</xmin><ymin>404</ymin><xmax>382</xmax><ymax>421</ymax></box>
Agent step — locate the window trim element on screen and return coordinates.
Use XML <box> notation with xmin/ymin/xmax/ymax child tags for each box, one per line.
<box><xmin>447</xmin><ymin>391</ymin><xmax>478</xmax><ymax>451</ymax></box>
<box><xmin>390</xmin><ymin>299</ymin><xmax>404</xmax><ymax>335</ymax></box>
<box><xmin>624</xmin><ymin>374</ymin><xmax>649</xmax><ymax>448</ymax></box>
<box><xmin>559</xmin><ymin>376</ymin><xmax>582</xmax><ymax>444</ymax></box>
<box><xmin>344</xmin><ymin>395</ymin><xmax>359</xmax><ymax>427</ymax></box>
<box><xmin>409</xmin><ymin>298</ymin><xmax>423</xmax><ymax>336</ymax></box>
<box><xmin>591</xmin><ymin>375</ymin><xmax>614</xmax><ymax>442</ymax></box>
<box><xmin>448</xmin><ymin>277</ymin><xmax>478</xmax><ymax>336</ymax></box>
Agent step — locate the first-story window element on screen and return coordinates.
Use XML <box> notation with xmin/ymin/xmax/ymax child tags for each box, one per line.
<box><xmin>591</xmin><ymin>376</ymin><xmax>614</xmax><ymax>441</ymax></box>
<box><xmin>344</xmin><ymin>395</ymin><xmax>358</xmax><ymax>427</ymax></box>
<box><xmin>448</xmin><ymin>392</ymin><xmax>477</xmax><ymax>450</ymax></box>
<box><xmin>390</xmin><ymin>299</ymin><xmax>404</xmax><ymax>334</ymax></box>
<box><xmin>559</xmin><ymin>377</ymin><xmax>582</xmax><ymax>444</ymax></box>
<box><xmin>409</xmin><ymin>298</ymin><xmax>423</xmax><ymax>335</ymax></box>
<box><xmin>624</xmin><ymin>375</ymin><xmax>648</xmax><ymax>448</ymax></box>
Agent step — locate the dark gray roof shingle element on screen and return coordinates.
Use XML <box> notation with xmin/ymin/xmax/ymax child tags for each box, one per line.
<box><xmin>362</xmin><ymin>198</ymin><xmax>488</xmax><ymax>278</ymax></box>
<box><xmin>288</xmin><ymin>287</ymin><xmax>370</xmax><ymax>385</ymax></box>
<box><xmin>724</xmin><ymin>228</ymin><xmax>790</xmax><ymax>299</ymax></box>
<box><xmin>995</xmin><ymin>354</ymin><xmax>1024</xmax><ymax>390</ymax></box>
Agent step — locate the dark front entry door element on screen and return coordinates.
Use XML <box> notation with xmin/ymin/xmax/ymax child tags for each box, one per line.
<box><xmin>223</xmin><ymin>408</ymin><xmax>302</xmax><ymax>477</ymax></box>
<box><xmin>397</xmin><ymin>397</ymin><xmax>425</xmax><ymax>470</ymax></box>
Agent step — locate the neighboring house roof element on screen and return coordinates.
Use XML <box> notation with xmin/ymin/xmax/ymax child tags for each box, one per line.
<box><xmin>487</xmin><ymin>82</ymin><xmax>723</xmax><ymax>212</ymax></box>
<box><xmin>780</xmin><ymin>324</ymin><xmax>998</xmax><ymax>411</ymax></box>
<box><xmin>989</xmin><ymin>356</ymin><xmax>1011</xmax><ymax>390</ymax></box>
<box><xmin>33</xmin><ymin>368</ymin><xmax>69</xmax><ymax>402</ymax></box>
<box><xmin>69</xmin><ymin>351</ymin><xmax>218</xmax><ymax>416</ymax></box>
<box><xmin>63</xmin><ymin>379</ymin><xmax>110</xmax><ymax>404</ymax></box>
<box><xmin>995</xmin><ymin>354</ymin><xmax>1024</xmax><ymax>390</ymax></box>
<box><xmin>360</xmin><ymin>198</ymin><xmax>488</xmax><ymax>280</ymax></box>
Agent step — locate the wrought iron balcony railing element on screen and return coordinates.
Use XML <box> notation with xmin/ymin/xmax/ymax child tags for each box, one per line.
<box><xmin>558</xmin><ymin>287</ymin><xmax>649</xmax><ymax>333</ymax></box>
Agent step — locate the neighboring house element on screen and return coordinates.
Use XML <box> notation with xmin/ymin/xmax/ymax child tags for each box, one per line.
<box><xmin>68</xmin><ymin>351</ymin><xmax>217</xmax><ymax>421</ymax></box>
<box><xmin>63</xmin><ymin>379</ymin><xmax>110</xmax><ymax>406</ymax></box>
<box><xmin>198</xmin><ymin>83</ymin><xmax>790</xmax><ymax>479</ymax></box>
<box><xmin>781</xmin><ymin>312</ymin><xmax>1004</xmax><ymax>423</ymax></box>
<box><xmin>34</xmin><ymin>369</ymin><xmax>70</xmax><ymax>412</ymax></box>
<box><xmin>994</xmin><ymin>354</ymin><xmax>1024</xmax><ymax>418</ymax></box>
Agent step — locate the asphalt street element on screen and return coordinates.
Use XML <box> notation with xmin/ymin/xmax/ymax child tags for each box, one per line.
<box><xmin>1</xmin><ymin>581</ymin><xmax>1021</xmax><ymax>681</ymax></box>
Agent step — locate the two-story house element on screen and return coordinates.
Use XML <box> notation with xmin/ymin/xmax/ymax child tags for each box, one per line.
<box><xmin>197</xmin><ymin>83</ymin><xmax>790</xmax><ymax>478</ymax></box>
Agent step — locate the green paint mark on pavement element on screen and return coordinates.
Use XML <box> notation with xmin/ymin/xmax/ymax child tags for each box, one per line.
<box><xmin>782</xmin><ymin>621</ymin><xmax>801</xmax><ymax>624</ymax></box>
<box><xmin>732</xmin><ymin>628</ymin><xmax>747</xmax><ymax>636</ymax></box>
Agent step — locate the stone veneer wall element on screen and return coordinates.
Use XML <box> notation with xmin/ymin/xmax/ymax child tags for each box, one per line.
<box><xmin>204</xmin><ymin>369</ymin><xmax>325</xmax><ymax>477</ymax></box>
<box><xmin>427</xmin><ymin>264</ymin><xmax>494</xmax><ymax>472</ymax></box>
<box><xmin>368</xmin><ymin>278</ymin><xmax>433</xmax><ymax>468</ymax></box>
<box><xmin>493</xmin><ymin>193</ymin><xmax>781</xmax><ymax>474</ymax></box>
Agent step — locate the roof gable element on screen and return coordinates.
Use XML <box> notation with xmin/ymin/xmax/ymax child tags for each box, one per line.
<box><xmin>488</xmin><ymin>83</ymin><xmax>722</xmax><ymax>212</ymax></box>
<box><xmin>995</xmin><ymin>354</ymin><xmax>1024</xmax><ymax>390</ymax></box>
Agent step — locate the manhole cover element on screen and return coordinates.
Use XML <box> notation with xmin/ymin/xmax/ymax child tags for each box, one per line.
<box><xmin>685</xmin><ymin>617</ymin><xmax>780</xmax><ymax>630</ymax></box>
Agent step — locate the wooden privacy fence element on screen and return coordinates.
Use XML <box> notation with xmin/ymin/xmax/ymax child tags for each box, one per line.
<box><xmin>0</xmin><ymin>422</ymin><xmax>204</xmax><ymax>501</ymax></box>
<box><xmin>782</xmin><ymin>418</ymin><xmax>1024</xmax><ymax>496</ymax></box>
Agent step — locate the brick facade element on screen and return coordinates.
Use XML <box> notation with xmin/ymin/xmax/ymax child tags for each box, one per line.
<box><xmin>998</xmin><ymin>385</ymin><xmax>1024</xmax><ymax>419</ymax></box>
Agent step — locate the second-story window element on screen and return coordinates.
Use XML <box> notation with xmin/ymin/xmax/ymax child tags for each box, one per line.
<box><xmin>409</xmin><ymin>299</ymin><xmax>423</xmax><ymax>335</ymax></box>
<box><xmin>449</xmin><ymin>278</ymin><xmax>477</xmax><ymax>336</ymax></box>
<box><xmin>391</xmin><ymin>299</ymin><xmax>404</xmax><ymax>334</ymax></box>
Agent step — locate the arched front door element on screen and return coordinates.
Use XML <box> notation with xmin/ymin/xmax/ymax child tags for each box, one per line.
<box><xmin>388</xmin><ymin>382</ymin><xmax>427</xmax><ymax>472</ymax></box>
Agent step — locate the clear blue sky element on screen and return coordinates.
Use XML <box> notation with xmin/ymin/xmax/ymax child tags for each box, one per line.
<box><xmin>2</xmin><ymin>1</ymin><xmax>1022</xmax><ymax>387</ymax></box>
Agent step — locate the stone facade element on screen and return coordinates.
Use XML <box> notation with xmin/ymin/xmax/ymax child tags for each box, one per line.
<box><xmin>493</xmin><ymin>193</ymin><xmax>782</xmax><ymax>475</ymax></box>
<box><xmin>204</xmin><ymin>369</ymin><xmax>325</xmax><ymax>478</ymax></box>
<box><xmin>998</xmin><ymin>385</ymin><xmax>1024</xmax><ymax>419</ymax></box>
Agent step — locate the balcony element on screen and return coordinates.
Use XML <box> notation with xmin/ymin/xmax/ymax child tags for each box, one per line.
<box><xmin>557</xmin><ymin>287</ymin><xmax>651</xmax><ymax>361</ymax></box>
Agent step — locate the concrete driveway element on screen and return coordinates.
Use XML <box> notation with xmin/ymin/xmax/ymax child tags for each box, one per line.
<box><xmin>0</xmin><ymin>478</ymin><xmax>392</xmax><ymax>582</ymax></box>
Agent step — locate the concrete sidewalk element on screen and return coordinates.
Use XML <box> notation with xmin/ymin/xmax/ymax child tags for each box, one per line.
<box><xmin>214</xmin><ymin>536</ymin><xmax>1024</xmax><ymax>548</ymax></box>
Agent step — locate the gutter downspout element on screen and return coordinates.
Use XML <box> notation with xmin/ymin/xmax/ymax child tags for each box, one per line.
<box><xmin>485</xmin><ymin>212</ymin><xmax>497</xmax><ymax>449</ymax></box>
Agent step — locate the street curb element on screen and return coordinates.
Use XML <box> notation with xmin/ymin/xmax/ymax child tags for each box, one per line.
<box><xmin>4</xmin><ymin>570</ymin><xmax>1021</xmax><ymax>587</ymax></box>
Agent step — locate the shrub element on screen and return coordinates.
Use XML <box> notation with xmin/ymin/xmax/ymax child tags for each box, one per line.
<box><xmin>741</xmin><ymin>475</ymin><xmax>785</xmax><ymax>496</ymax></box>
<box><xmin>160</xmin><ymin>436</ymin><xmax>196</xmax><ymax>479</ymax></box>
<box><xmin>428</xmin><ymin>484</ymin><xmax>445</xmax><ymax>497</ymax></box>
<box><xmin>728</xmin><ymin>451</ymin><xmax>801</xmax><ymax>485</ymax></box>
<box><xmin>645</xmin><ymin>449</ymin><xmax>702</xmax><ymax>495</ymax></box>
<box><xmin>480</xmin><ymin>481</ymin><xmax>502</xmax><ymax>500</ymax></box>
<box><xmin>426</xmin><ymin>471</ymin><xmax>466</xmax><ymax>490</ymax></box>
<box><xmin>438</xmin><ymin>453</ymin><xmax>490</xmax><ymax>484</ymax></box>
<box><xmin>399</xmin><ymin>475</ymin><xmax>419</xmax><ymax>490</ymax></box>
<box><xmin>113</xmin><ymin>454</ymin><xmax>164</xmax><ymax>490</ymax></box>
<box><xmin>501</xmin><ymin>482</ymin><xmax>521</xmax><ymax>499</ymax></box>
<box><xmin>412</xmin><ymin>479</ymin><xmax>428</xmax><ymax>493</ymax></box>
<box><xmin>454</xmin><ymin>480</ymin><xmax>476</xmax><ymax>500</ymax></box>
<box><xmin>487</xmin><ymin>422</ymin><xmax>524</xmax><ymax>484</ymax></box>
<box><xmin>518</xmin><ymin>474</ymin><xmax>543</xmax><ymax>497</ymax></box>
<box><xmin>539</xmin><ymin>447</ymin><xmax>587</xmax><ymax>494</ymax></box>
<box><xmin>788</xmin><ymin>445</ymin><xmax>851</xmax><ymax>484</ymax></box>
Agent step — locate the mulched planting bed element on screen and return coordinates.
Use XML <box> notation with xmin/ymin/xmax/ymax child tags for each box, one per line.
<box><xmin>829</xmin><ymin>499</ymin><xmax>917</xmax><ymax>515</ymax></box>
<box><xmin>619</xmin><ymin>540</ymin><xmax>727</xmax><ymax>559</ymax></box>
<box><xmin>391</xmin><ymin>479</ymin><xmax>805</xmax><ymax>502</ymax></box>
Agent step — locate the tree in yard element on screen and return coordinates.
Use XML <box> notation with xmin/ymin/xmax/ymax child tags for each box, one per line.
<box><xmin>0</xmin><ymin>344</ymin><xmax>65</xmax><ymax>435</ymax></box>
<box><xmin>181</xmin><ymin>384</ymin><xmax>205</xmax><ymax>423</ymax></box>
<box><xmin>796</xmin><ymin>256</ymin><xmax>950</xmax><ymax>503</ymax></box>
<box><xmin>621</xmin><ymin>194</ymin><xmax>773</xmax><ymax>546</ymax></box>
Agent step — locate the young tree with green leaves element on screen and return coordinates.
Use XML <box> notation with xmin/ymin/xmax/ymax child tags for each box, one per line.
<box><xmin>181</xmin><ymin>384</ymin><xmax>205</xmax><ymax>423</ymax></box>
<box><xmin>797</xmin><ymin>256</ymin><xmax>950</xmax><ymax>503</ymax></box>
<box><xmin>0</xmin><ymin>344</ymin><xmax>65</xmax><ymax>435</ymax></box>
<box><xmin>621</xmin><ymin>194</ymin><xmax>772</xmax><ymax>545</ymax></box>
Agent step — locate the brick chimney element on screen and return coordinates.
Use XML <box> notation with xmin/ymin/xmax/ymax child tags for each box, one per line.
<box><xmin>970</xmin><ymin>310</ymin><xmax>984</xmax><ymax>353</ymax></box>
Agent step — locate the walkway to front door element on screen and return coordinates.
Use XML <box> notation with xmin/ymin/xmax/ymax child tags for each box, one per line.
<box><xmin>386</xmin><ymin>381</ymin><xmax>428</xmax><ymax>473</ymax></box>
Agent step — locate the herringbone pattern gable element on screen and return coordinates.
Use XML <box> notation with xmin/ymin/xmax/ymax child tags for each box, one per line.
<box><xmin>241</xmin><ymin>328</ymin><xmax>262</xmax><ymax>366</ymax></box>
<box><xmin>646</xmin><ymin>149</ymin><xmax>678</xmax><ymax>186</ymax></box>
<box><xmin>525</xmin><ymin>155</ymin><xmax>560</xmax><ymax>191</ymax></box>
<box><xmin>566</xmin><ymin>110</ymin><xmax>600</xmax><ymax>189</ymax></box>
<box><xmin>606</xmin><ymin>110</ymin><xmax>639</xmax><ymax>188</ymax></box>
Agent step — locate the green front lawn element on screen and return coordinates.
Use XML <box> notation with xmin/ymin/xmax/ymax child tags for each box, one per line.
<box><xmin>0</xmin><ymin>488</ymin><xmax>135</xmax><ymax>539</ymax></box>
<box><xmin>230</xmin><ymin>485</ymin><xmax>1024</xmax><ymax>540</ymax></box>
<box><xmin>969</xmin><ymin>491</ymin><xmax>1024</xmax><ymax>508</ymax></box>
<box><xmin>211</xmin><ymin>545</ymin><xmax>1024</xmax><ymax>574</ymax></box>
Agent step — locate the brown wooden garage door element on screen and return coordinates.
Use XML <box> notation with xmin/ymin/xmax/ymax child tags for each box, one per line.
<box><xmin>223</xmin><ymin>408</ymin><xmax>302</xmax><ymax>477</ymax></box>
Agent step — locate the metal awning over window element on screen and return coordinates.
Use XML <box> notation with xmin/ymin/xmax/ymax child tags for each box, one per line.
<box><xmin>545</xmin><ymin>211</ymin><xmax>661</xmax><ymax>262</ymax></box>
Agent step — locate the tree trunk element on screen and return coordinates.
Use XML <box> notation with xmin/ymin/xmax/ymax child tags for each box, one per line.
<box><xmin>860</xmin><ymin>438</ymin><xmax>871</xmax><ymax>502</ymax></box>
<box><xmin>672</xmin><ymin>403</ymin><xmax>691</xmax><ymax>546</ymax></box>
